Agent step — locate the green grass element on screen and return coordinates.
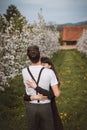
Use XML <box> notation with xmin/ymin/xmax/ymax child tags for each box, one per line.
<box><xmin>0</xmin><ymin>76</ymin><xmax>28</xmax><ymax>130</ymax></box>
<box><xmin>52</xmin><ymin>50</ymin><xmax>87</xmax><ymax>130</ymax></box>
<box><xmin>0</xmin><ymin>50</ymin><xmax>87</xmax><ymax>130</ymax></box>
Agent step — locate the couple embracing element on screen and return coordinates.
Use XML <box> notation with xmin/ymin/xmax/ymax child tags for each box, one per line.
<box><xmin>22</xmin><ymin>45</ymin><xmax>63</xmax><ymax>130</ymax></box>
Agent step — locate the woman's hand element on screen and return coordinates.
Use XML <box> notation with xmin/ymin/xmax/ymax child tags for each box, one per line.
<box><xmin>26</xmin><ymin>80</ymin><xmax>37</xmax><ymax>89</ymax></box>
<box><xmin>30</xmin><ymin>93</ymin><xmax>48</xmax><ymax>101</ymax></box>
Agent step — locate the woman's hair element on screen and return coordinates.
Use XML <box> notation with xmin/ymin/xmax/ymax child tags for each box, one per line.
<box><xmin>41</xmin><ymin>57</ymin><xmax>61</xmax><ymax>87</ymax></box>
<box><xmin>27</xmin><ymin>45</ymin><xmax>40</xmax><ymax>63</ymax></box>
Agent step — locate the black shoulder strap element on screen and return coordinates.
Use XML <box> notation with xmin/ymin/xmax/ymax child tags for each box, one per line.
<box><xmin>27</xmin><ymin>67</ymin><xmax>44</xmax><ymax>85</ymax></box>
<box><xmin>27</xmin><ymin>67</ymin><xmax>36</xmax><ymax>82</ymax></box>
<box><xmin>27</xmin><ymin>67</ymin><xmax>44</xmax><ymax>103</ymax></box>
<box><xmin>37</xmin><ymin>67</ymin><xmax>44</xmax><ymax>85</ymax></box>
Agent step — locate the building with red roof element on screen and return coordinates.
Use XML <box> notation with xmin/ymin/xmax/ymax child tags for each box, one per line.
<box><xmin>62</xmin><ymin>26</ymin><xmax>87</xmax><ymax>45</ymax></box>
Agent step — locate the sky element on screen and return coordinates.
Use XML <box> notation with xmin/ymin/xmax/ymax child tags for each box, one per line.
<box><xmin>0</xmin><ymin>0</ymin><xmax>87</xmax><ymax>24</ymax></box>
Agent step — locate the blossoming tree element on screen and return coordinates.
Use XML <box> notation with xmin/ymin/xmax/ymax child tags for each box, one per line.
<box><xmin>77</xmin><ymin>29</ymin><xmax>87</xmax><ymax>56</ymax></box>
<box><xmin>0</xmin><ymin>7</ymin><xmax>60</xmax><ymax>90</ymax></box>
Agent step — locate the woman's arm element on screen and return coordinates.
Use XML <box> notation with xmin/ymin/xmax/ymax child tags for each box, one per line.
<box><xmin>51</xmin><ymin>84</ymin><xmax>60</xmax><ymax>97</ymax></box>
<box><xmin>24</xmin><ymin>93</ymin><xmax>31</xmax><ymax>101</ymax></box>
<box><xmin>35</xmin><ymin>87</ymin><xmax>54</xmax><ymax>99</ymax></box>
<box><xmin>23</xmin><ymin>93</ymin><xmax>47</xmax><ymax>101</ymax></box>
<box><xmin>26</xmin><ymin>80</ymin><xmax>55</xmax><ymax>99</ymax></box>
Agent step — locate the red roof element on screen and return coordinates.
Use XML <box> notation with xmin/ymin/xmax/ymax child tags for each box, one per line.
<box><xmin>62</xmin><ymin>26</ymin><xmax>87</xmax><ymax>41</ymax></box>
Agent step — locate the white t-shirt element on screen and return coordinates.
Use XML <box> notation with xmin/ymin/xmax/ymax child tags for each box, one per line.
<box><xmin>22</xmin><ymin>65</ymin><xmax>58</xmax><ymax>104</ymax></box>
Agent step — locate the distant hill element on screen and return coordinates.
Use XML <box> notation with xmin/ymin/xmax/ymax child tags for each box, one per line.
<box><xmin>57</xmin><ymin>20</ymin><xmax>87</xmax><ymax>32</ymax></box>
<box><xmin>74</xmin><ymin>21</ymin><xmax>87</xmax><ymax>26</ymax></box>
<box><xmin>47</xmin><ymin>20</ymin><xmax>87</xmax><ymax>32</ymax></box>
<box><xmin>60</xmin><ymin>20</ymin><xmax>87</xmax><ymax>26</ymax></box>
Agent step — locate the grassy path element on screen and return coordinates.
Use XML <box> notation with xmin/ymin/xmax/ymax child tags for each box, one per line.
<box><xmin>52</xmin><ymin>50</ymin><xmax>87</xmax><ymax>130</ymax></box>
<box><xmin>0</xmin><ymin>50</ymin><xmax>87</xmax><ymax>130</ymax></box>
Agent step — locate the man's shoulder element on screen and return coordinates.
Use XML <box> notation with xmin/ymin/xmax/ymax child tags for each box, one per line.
<box><xmin>22</xmin><ymin>67</ymin><xmax>27</xmax><ymax>73</ymax></box>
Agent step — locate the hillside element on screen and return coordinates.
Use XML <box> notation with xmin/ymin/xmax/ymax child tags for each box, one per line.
<box><xmin>47</xmin><ymin>20</ymin><xmax>87</xmax><ymax>32</ymax></box>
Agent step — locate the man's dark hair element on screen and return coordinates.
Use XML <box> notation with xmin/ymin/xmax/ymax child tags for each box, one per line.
<box><xmin>27</xmin><ymin>45</ymin><xmax>40</xmax><ymax>63</ymax></box>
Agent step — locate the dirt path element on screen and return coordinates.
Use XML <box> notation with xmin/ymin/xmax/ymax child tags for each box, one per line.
<box><xmin>59</xmin><ymin>45</ymin><xmax>76</xmax><ymax>50</ymax></box>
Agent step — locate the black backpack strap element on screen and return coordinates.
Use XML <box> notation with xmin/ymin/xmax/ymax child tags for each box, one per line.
<box><xmin>27</xmin><ymin>67</ymin><xmax>44</xmax><ymax>85</ymax></box>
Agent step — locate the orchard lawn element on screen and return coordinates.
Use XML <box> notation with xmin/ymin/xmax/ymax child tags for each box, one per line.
<box><xmin>52</xmin><ymin>50</ymin><xmax>87</xmax><ymax>130</ymax></box>
<box><xmin>0</xmin><ymin>50</ymin><xmax>87</xmax><ymax>130</ymax></box>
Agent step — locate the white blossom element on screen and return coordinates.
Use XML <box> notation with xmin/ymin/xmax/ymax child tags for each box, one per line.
<box><xmin>77</xmin><ymin>29</ymin><xmax>87</xmax><ymax>56</ymax></box>
<box><xmin>0</xmin><ymin>12</ymin><xmax>60</xmax><ymax>88</ymax></box>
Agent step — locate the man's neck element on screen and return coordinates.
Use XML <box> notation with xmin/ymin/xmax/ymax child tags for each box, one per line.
<box><xmin>32</xmin><ymin>61</ymin><xmax>41</xmax><ymax>66</ymax></box>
